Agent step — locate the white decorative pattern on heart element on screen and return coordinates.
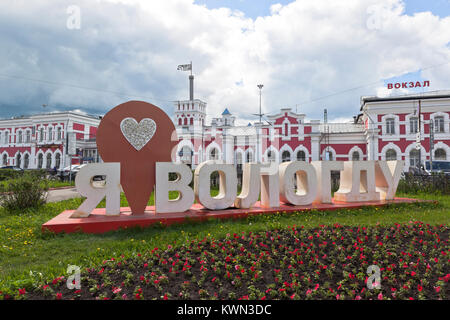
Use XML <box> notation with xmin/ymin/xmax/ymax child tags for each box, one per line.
<box><xmin>120</xmin><ymin>117</ymin><xmax>157</xmax><ymax>151</ymax></box>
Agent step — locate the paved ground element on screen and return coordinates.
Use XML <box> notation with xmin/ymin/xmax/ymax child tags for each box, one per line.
<box><xmin>46</xmin><ymin>181</ymin><xmax>107</xmax><ymax>203</ymax></box>
<box><xmin>46</xmin><ymin>187</ymin><xmax>82</xmax><ymax>203</ymax></box>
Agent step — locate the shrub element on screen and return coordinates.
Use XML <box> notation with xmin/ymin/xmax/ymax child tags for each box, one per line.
<box><xmin>0</xmin><ymin>172</ymin><xmax>49</xmax><ymax>211</ymax></box>
<box><xmin>0</xmin><ymin>169</ymin><xmax>22</xmax><ymax>181</ymax></box>
<box><xmin>397</xmin><ymin>173</ymin><xmax>450</xmax><ymax>195</ymax></box>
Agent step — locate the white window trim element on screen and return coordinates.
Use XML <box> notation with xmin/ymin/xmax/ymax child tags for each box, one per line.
<box><xmin>381</xmin><ymin>114</ymin><xmax>400</xmax><ymax>137</ymax></box>
<box><xmin>430</xmin><ymin>112</ymin><xmax>449</xmax><ymax>135</ymax></box>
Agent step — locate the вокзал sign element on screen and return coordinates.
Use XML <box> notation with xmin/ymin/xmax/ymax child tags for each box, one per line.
<box><xmin>43</xmin><ymin>101</ymin><xmax>409</xmax><ymax>234</ymax></box>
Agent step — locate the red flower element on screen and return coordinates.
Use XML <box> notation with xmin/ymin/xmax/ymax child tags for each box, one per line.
<box><xmin>56</xmin><ymin>293</ymin><xmax>62</xmax><ymax>300</ymax></box>
<box><xmin>18</xmin><ymin>288</ymin><xmax>26</xmax><ymax>295</ymax></box>
<box><xmin>418</xmin><ymin>284</ymin><xmax>423</xmax><ymax>292</ymax></box>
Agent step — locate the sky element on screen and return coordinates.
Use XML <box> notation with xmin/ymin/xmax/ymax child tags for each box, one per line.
<box><xmin>0</xmin><ymin>0</ymin><xmax>449</xmax><ymax>124</ymax></box>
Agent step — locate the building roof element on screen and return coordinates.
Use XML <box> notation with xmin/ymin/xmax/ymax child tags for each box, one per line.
<box><xmin>222</xmin><ymin>108</ymin><xmax>231</xmax><ymax>115</ymax></box>
<box><xmin>360</xmin><ymin>90</ymin><xmax>450</xmax><ymax>110</ymax></box>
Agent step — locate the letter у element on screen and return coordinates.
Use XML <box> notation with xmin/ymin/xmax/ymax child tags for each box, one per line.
<box><xmin>334</xmin><ymin>161</ymin><xmax>380</xmax><ymax>202</ymax></box>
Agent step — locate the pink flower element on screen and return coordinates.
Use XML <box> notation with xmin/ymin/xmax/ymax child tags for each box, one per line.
<box><xmin>336</xmin><ymin>294</ymin><xmax>340</xmax><ymax>300</ymax></box>
<box><xmin>434</xmin><ymin>286</ymin><xmax>441</xmax><ymax>293</ymax></box>
<box><xmin>377</xmin><ymin>293</ymin><xmax>383</xmax><ymax>300</ymax></box>
<box><xmin>355</xmin><ymin>295</ymin><xmax>362</xmax><ymax>300</ymax></box>
<box><xmin>306</xmin><ymin>289</ymin><xmax>312</xmax><ymax>296</ymax></box>
<box><xmin>56</xmin><ymin>293</ymin><xmax>62</xmax><ymax>300</ymax></box>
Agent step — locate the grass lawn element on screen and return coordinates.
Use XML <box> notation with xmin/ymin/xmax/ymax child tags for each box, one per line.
<box><xmin>0</xmin><ymin>191</ymin><xmax>448</xmax><ymax>299</ymax></box>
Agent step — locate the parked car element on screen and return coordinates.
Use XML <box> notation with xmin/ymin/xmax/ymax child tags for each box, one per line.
<box><xmin>58</xmin><ymin>164</ymin><xmax>105</xmax><ymax>182</ymax></box>
<box><xmin>59</xmin><ymin>164</ymin><xmax>87</xmax><ymax>181</ymax></box>
<box><xmin>0</xmin><ymin>166</ymin><xmax>24</xmax><ymax>172</ymax></box>
<box><xmin>408</xmin><ymin>165</ymin><xmax>428</xmax><ymax>176</ymax></box>
<box><xmin>424</xmin><ymin>161</ymin><xmax>450</xmax><ymax>175</ymax></box>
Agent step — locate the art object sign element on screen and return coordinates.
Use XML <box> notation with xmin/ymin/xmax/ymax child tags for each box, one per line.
<box><xmin>43</xmin><ymin>101</ymin><xmax>408</xmax><ymax>234</ymax></box>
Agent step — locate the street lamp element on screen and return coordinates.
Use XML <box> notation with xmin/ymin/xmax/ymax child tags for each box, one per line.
<box><xmin>256</xmin><ymin>84</ymin><xmax>264</xmax><ymax>163</ymax></box>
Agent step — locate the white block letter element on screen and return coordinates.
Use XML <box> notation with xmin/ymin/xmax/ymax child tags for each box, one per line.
<box><xmin>375</xmin><ymin>160</ymin><xmax>404</xmax><ymax>200</ymax></box>
<box><xmin>194</xmin><ymin>161</ymin><xmax>237</xmax><ymax>210</ymax></box>
<box><xmin>235</xmin><ymin>163</ymin><xmax>260</xmax><ymax>209</ymax></box>
<box><xmin>155</xmin><ymin>162</ymin><xmax>195</xmax><ymax>213</ymax></box>
<box><xmin>70</xmin><ymin>163</ymin><xmax>121</xmax><ymax>218</ymax></box>
<box><xmin>334</xmin><ymin>161</ymin><xmax>380</xmax><ymax>202</ymax></box>
<box><xmin>260</xmin><ymin>162</ymin><xmax>280</xmax><ymax>208</ymax></box>
<box><xmin>311</xmin><ymin>161</ymin><xmax>344</xmax><ymax>204</ymax></box>
<box><xmin>279</xmin><ymin>161</ymin><xmax>317</xmax><ymax>205</ymax></box>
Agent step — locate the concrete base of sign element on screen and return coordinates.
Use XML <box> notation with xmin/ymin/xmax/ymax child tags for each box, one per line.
<box><xmin>42</xmin><ymin>198</ymin><xmax>429</xmax><ymax>234</ymax></box>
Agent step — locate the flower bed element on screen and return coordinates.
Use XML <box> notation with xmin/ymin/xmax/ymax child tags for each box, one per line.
<box><xmin>3</xmin><ymin>221</ymin><xmax>449</xmax><ymax>300</ymax></box>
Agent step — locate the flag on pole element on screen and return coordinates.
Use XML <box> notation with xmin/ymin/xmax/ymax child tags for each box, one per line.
<box><xmin>177</xmin><ymin>63</ymin><xmax>192</xmax><ymax>71</ymax></box>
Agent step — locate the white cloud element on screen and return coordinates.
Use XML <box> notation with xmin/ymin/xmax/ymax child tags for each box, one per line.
<box><xmin>0</xmin><ymin>0</ymin><xmax>449</xmax><ymax>123</ymax></box>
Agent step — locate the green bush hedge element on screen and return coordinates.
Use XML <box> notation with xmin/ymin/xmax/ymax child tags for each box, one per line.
<box><xmin>0</xmin><ymin>172</ymin><xmax>49</xmax><ymax>211</ymax></box>
<box><xmin>0</xmin><ymin>169</ymin><xmax>47</xmax><ymax>182</ymax></box>
<box><xmin>397</xmin><ymin>173</ymin><xmax>450</xmax><ymax>195</ymax></box>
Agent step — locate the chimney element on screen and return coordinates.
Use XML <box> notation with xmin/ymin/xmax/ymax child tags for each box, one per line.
<box><xmin>189</xmin><ymin>75</ymin><xmax>194</xmax><ymax>101</ymax></box>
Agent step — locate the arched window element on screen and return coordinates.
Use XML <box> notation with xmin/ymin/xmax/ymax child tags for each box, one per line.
<box><xmin>246</xmin><ymin>152</ymin><xmax>253</xmax><ymax>163</ymax></box>
<box><xmin>210</xmin><ymin>148</ymin><xmax>218</xmax><ymax>160</ymax></box>
<box><xmin>46</xmin><ymin>153</ymin><xmax>52</xmax><ymax>169</ymax></box>
<box><xmin>409</xmin><ymin>117</ymin><xmax>418</xmax><ymax>134</ymax></box>
<box><xmin>26</xmin><ymin>130</ymin><xmax>31</xmax><ymax>143</ymax></box>
<box><xmin>2</xmin><ymin>154</ymin><xmax>7</xmax><ymax>166</ymax></box>
<box><xmin>57</xmin><ymin>127</ymin><xmax>62</xmax><ymax>140</ymax></box>
<box><xmin>24</xmin><ymin>154</ymin><xmax>29</xmax><ymax>169</ymax></box>
<box><xmin>4</xmin><ymin>131</ymin><xmax>9</xmax><ymax>145</ymax></box>
<box><xmin>37</xmin><ymin>154</ymin><xmax>43</xmax><ymax>169</ymax></box>
<box><xmin>39</xmin><ymin>128</ymin><xmax>44</xmax><ymax>142</ymax></box>
<box><xmin>434</xmin><ymin>116</ymin><xmax>444</xmax><ymax>133</ymax></box>
<box><xmin>267</xmin><ymin>150</ymin><xmax>276</xmax><ymax>162</ymax></box>
<box><xmin>386</xmin><ymin>118</ymin><xmax>395</xmax><ymax>135</ymax></box>
<box><xmin>16</xmin><ymin>153</ymin><xmax>21</xmax><ymax>168</ymax></box>
<box><xmin>55</xmin><ymin>153</ymin><xmax>61</xmax><ymax>169</ymax></box>
<box><xmin>178</xmin><ymin>118</ymin><xmax>182</xmax><ymax>126</ymax></box>
<box><xmin>324</xmin><ymin>150</ymin><xmax>333</xmax><ymax>161</ymax></box>
<box><xmin>352</xmin><ymin>151</ymin><xmax>360</xmax><ymax>161</ymax></box>
<box><xmin>48</xmin><ymin>127</ymin><xmax>53</xmax><ymax>141</ymax></box>
<box><xmin>435</xmin><ymin>148</ymin><xmax>446</xmax><ymax>161</ymax></box>
<box><xmin>18</xmin><ymin>131</ymin><xmax>22</xmax><ymax>144</ymax></box>
<box><xmin>282</xmin><ymin>151</ymin><xmax>291</xmax><ymax>162</ymax></box>
<box><xmin>236</xmin><ymin>152</ymin><xmax>243</xmax><ymax>172</ymax></box>
<box><xmin>296</xmin><ymin>150</ymin><xmax>306</xmax><ymax>161</ymax></box>
<box><xmin>190</xmin><ymin>118</ymin><xmax>193</xmax><ymax>125</ymax></box>
<box><xmin>180</xmin><ymin>146</ymin><xmax>192</xmax><ymax>164</ymax></box>
<box><xmin>386</xmin><ymin>149</ymin><xmax>397</xmax><ymax>161</ymax></box>
<box><xmin>409</xmin><ymin>149</ymin><xmax>420</xmax><ymax>168</ymax></box>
